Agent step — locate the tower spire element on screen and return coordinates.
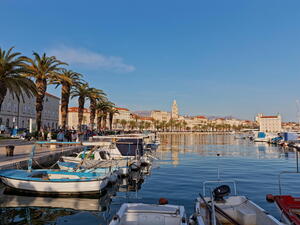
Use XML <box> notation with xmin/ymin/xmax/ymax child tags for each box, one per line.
<box><xmin>171</xmin><ymin>99</ymin><xmax>179</xmax><ymax>119</ymax></box>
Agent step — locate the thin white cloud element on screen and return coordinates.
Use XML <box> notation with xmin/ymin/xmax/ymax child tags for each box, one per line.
<box><xmin>48</xmin><ymin>45</ymin><xmax>135</xmax><ymax>73</ymax></box>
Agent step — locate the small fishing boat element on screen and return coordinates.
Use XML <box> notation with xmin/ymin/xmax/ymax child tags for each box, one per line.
<box><xmin>0</xmin><ymin>169</ymin><xmax>108</xmax><ymax>195</ymax></box>
<box><xmin>190</xmin><ymin>180</ymin><xmax>282</xmax><ymax>225</ymax></box>
<box><xmin>109</xmin><ymin>202</ymin><xmax>187</xmax><ymax>225</ymax></box>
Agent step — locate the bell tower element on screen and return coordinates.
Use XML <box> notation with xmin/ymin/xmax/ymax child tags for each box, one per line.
<box><xmin>171</xmin><ymin>100</ymin><xmax>179</xmax><ymax>119</ymax></box>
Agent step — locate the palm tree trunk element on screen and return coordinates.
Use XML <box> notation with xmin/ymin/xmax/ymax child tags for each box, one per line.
<box><xmin>35</xmin><ymin>79</ymin><xmax>47</xmax><ymax>131</ymax></box>
<box><xmin>109</xmin><ymin>112</ymin><xmax>114</xmax><ymax>130</ymax></box>
<box><xmin>0</xmin><ymin>82</ymin><xmax>7</xmax><ymax>111</ymax></box>
<box><xmin>89</xmin><ymin>98</ymin><xmax>96</xmax><ymax>130</ymax></box>
<box><xmin>78</xmin><ymin>96</ymin><xmax>85</xmax><ymax>131</ymax></box>
<box><xmin>102</xmin><ymin>114</ymin><xmax>107</xmax><ymax>130</ymax></box>
<box><xmin>61</xmin><ymin>83</ymin><xmax>70</xmax><ymax>130</ymax></box>
<box><xmin>97</xmin><ymin>114</ymin><xmax>102</xmax><ymax>131</ymax></box>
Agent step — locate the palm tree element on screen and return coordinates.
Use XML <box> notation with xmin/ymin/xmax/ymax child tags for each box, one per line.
<box><xmin>129</xmin><ymin>120</ymin><xmax>137</xmax><ymax>130</ymax></box>
<box><xmin>153</xmin><ymin>120</ymin><xmax>160</xmax><ymax>131</ymax></box>
<box><xmin>50</xmin><ymin>69</ymin><xmax>82</xmax><ymax>129</ymax></box>
<box><xmin>71</xmin><ymin>83</ymin><xmax>91</xmax><ymax>131</ymax></box>
<box><xmin>22</xmin><ymin>52</ymin><xmax>66</xmax><ymax>131</ymax></box>
<box><xmin>0</xmin><ymin>47</ymin><xmax>37</xmax><ymax>110</ymax></box>
<box><xmin>120</xmin><ymin>119</ymin><xmax>127</xmax><ymax>130</ymax></box>
<box><xmin>95</xmin><ymin>100</ymin><xmax>114</xmax><ymax>131</ymax></box>
<box><xmin>138</xmin><ymin>121</ymin><xmax>145</xmax><ymax>131</ymax></box>
<box><xmin>88</xmin><ymin>88</ymin><xmax>106</xmax><ymax>130</ymax></box>
<box><xmin>108</xmin><ymin>107</ymin><xmax>119</xmax><ymax>130</ymax></box>
<box><xmin>144</xmin><ymin>121</ymin><xmax>152</xmax><ymax>130</ymax></box>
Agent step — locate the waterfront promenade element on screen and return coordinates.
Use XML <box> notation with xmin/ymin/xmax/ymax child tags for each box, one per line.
<box><xmin>0</xmin><ymin>140</ymin><xmax>83</xmax><ymax>169</ymax></box>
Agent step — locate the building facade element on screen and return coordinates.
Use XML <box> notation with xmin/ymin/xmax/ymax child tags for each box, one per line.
<box><xmin>63</xmin><ymin>107</ymin><xmax>90</xmax><ymax>129</ymax></box>
<box><xmin>256</xmin><ymin>113</ymin><xmax>282</xmax><ymax>132</ymax></box>
<box><xmin>151</xmin><ymin>110</ymin><xmax>171</xmax><ymax>121</ymax></box>
<box><xmin>63</xmin><ymin>106</ymin><xmax>132</xmax><ymax>130</ymax></box>
<box><xmin>0</xmin><ymin>91</ymin><xmax>60</xmax><ymax>130</ymax></box>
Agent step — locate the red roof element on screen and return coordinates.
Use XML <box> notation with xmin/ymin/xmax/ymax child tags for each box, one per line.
<box><xmin>196</xmin><ymin>116</ymin><xmax>207</xmax><ymax>119</ymax></box>
<box><xmin>261</xmin><ymin>116</ymin><xmax>278</xmax><ymax>119</ymax></box>
<box><xmin>115</xmin><ymin>107</ymin><xmax>129</xmax><ymax>111</ymax></box>
<box><xmin>68</xmin><ymin>107</ymin><xmax>89</xmax><ymax>113</ymax></box>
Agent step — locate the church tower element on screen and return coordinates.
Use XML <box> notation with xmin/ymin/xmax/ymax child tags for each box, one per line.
<box><xmin>171</xmin><ymin>99</ymin><xmax>179</xmax><ymax>119</ymax></box>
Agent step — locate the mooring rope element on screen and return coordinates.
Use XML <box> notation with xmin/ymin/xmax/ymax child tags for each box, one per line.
<box><xmin>32</xmin><ymin>159</ymin><xmax>58</xmax><ymax>169</ymax></box>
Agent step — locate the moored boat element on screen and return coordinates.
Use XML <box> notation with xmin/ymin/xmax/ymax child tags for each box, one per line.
<box><xmin>267</xmin><ymin>194</ymin><xmax>300</xmax><ymax>225</ymax></box>
<box><xmin>109</xmin><ymin>202</ymin><xmax>187</xmax><ymax>225</ymax></box>
<box><xmin>0</xmin><ymin>169</ymin><xmax>108</xmax><ymax>195</ymax></box>
<box><xmin>190</xmin><ymin>180</ymin><xmax>282</xmax><ymax>225</ymax></box>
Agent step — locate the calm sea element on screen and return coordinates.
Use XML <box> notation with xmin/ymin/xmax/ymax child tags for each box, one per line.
<box><xmin>1</xmin><ymin>134</ymin><xmax>299</xmax><ymax>224</ymax></box>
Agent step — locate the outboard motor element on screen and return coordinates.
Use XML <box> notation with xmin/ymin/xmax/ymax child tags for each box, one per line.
<box><xmin>213</xmin><ymin>185</ymin><xmax>231</xmax><ymax>201</ymax></box>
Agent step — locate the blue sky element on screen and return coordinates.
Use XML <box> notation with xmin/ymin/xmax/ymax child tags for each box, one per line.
<box><xmin>1</xmin><ymin>0</ymin><xmax>300</xmax><ymax>121</ymax></box>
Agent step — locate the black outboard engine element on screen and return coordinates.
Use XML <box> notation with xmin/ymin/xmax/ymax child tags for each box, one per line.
<box><xmin>213</xmin><ymin>185</ymin><xmax>231</xmax><ymax>201</ymax></box>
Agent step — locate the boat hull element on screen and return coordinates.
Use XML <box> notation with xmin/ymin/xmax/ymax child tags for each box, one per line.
<box><xmin>1</xmin><ymin>176</ymin><xmax>108</xmax><ymax>195</ymax></box>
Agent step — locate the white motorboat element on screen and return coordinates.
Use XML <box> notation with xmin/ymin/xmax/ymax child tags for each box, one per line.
<box><xmin>109</xmin><ymin>202</ymin><xmax>187</xmax><ymax>225</ymax></box>
<box><xmin>190</xmin><ymin>180</ymin><xmax>283</xmax><ymax>225</ymax></box>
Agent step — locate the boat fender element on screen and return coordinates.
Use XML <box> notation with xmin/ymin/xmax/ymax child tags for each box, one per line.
<box><xmin>159</xmin><ymin>198</ymin><xmax>169</xmax><ymax>205</ymax></box>
<box><xmin>266</xmin><ymin>194</ymin><xmax>275</xmax><ymax>202</ymax></box>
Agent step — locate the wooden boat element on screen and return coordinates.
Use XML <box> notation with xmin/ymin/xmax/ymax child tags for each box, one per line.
<box><xmin>109</xmin><ymin>203</ymin><xmax>187</xmax><ymax>225</ymax></box>
<box><xmin>190</xmin><ymin>180</ymin><xmax>282</xmax><ymax>225</ymax></box>
<box><xmin>0</xmin><ymin>169</ymin><xmax>108</xmax><ymax>195</ymax></box>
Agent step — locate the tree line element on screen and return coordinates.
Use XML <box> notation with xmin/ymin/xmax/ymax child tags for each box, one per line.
<box><xmin>0</xmin><ymin>47</ymin><xmax>118</xmax><ymax>132</ymax></box>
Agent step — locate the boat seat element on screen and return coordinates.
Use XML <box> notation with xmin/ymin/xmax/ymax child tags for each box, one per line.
<box><xmin>126</xmin><ymin>205</ymin><xmax>179</xmax><ymax>214</ymax></box>
<box><xmin>121</xmin><ymin>213</ymin><xmax>182</xmax><ymax>225</ymax></box>
<box><xmin>236</xmin><ymin>207</ymin><xmax>256</xmax><ymax>225</ymax></box>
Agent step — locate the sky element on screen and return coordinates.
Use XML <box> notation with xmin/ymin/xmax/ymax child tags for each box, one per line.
<box><xmin>1</xmin><ymin>0</ymin><xmax>300</xmax><ymax>121</ymax></box>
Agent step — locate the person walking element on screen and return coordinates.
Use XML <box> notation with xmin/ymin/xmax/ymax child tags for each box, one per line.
<box><xmin>71</xmin><ymin>131</ymin><xmax>78</xmax><ymax>142</ymax></box>
<box><xmin>57</xmin><ymin>130</ymin><xmax>65</xmax><ymax>142</ymax></box>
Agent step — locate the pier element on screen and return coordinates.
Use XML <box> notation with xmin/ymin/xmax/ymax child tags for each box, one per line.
<box><xmin>0</xmin><ymin>140</ymin><xmax>83</xmax><ymax>169</ymax></box>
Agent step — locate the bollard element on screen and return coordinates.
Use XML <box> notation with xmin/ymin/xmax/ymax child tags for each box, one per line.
<box><xmin>5</xmin><ymin>145</ymin><xmax>15</xmax><ymax>156</ymax></box>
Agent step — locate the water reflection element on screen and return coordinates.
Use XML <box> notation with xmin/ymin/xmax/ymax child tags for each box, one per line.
<box><xmin>1</xmin><ymin>134</ymin><xmax>300</xmax><ymax>224</ymax></box>
<box><xmin>158</xmin><ymin>133</ymin><xmax>296</xmax><ymax>164</ymax></box>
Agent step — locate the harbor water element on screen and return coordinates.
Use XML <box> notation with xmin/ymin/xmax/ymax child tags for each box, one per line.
<box><xmin>1</xmin><ymin>133</ymin><xmax>299</xmax><ymax>224</ymax></box>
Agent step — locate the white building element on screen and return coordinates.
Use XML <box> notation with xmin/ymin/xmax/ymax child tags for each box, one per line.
<box><xmin>113</xmin><ymin>107</ymin><xmax>132</xmax><ymax>121</ymax></box>
<box><xmin>256</xmin><ymin>113</ymin><xmax>282</xmax><ymax>132</ymax></box>
<box><xmin>151</xmin><ymin>110</ymin><xmax>171</xmax><ymax>121</ymax></box>
<box><xmin>63</xmin><ymin>106</ymin><xmax>132</xmax><ymax>130</ymax></box>
<box><xmin>0</xmin><ymin>91</ymin><xmax>60</xmax><ymax>130</ymax></box>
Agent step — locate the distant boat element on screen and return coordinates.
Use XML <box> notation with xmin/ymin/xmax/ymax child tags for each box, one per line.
<box><xmin>0</xmin><ymin>169</ymin><xmax>108</xmax><ymax>195</ymax></box>
<box><xmin>254</xmin><ymin>132</ymin><xmax>278</xmax><ymax>143</ymax></box>
<box><xmin>190</xmin><ymin>179</ymin><xmax>282</xmax><ymax>225</ymax></box>
<box><xmin>109</xmin><ymin>203</ymin><xmax>187</xmax><ymax>225</ymax></box>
